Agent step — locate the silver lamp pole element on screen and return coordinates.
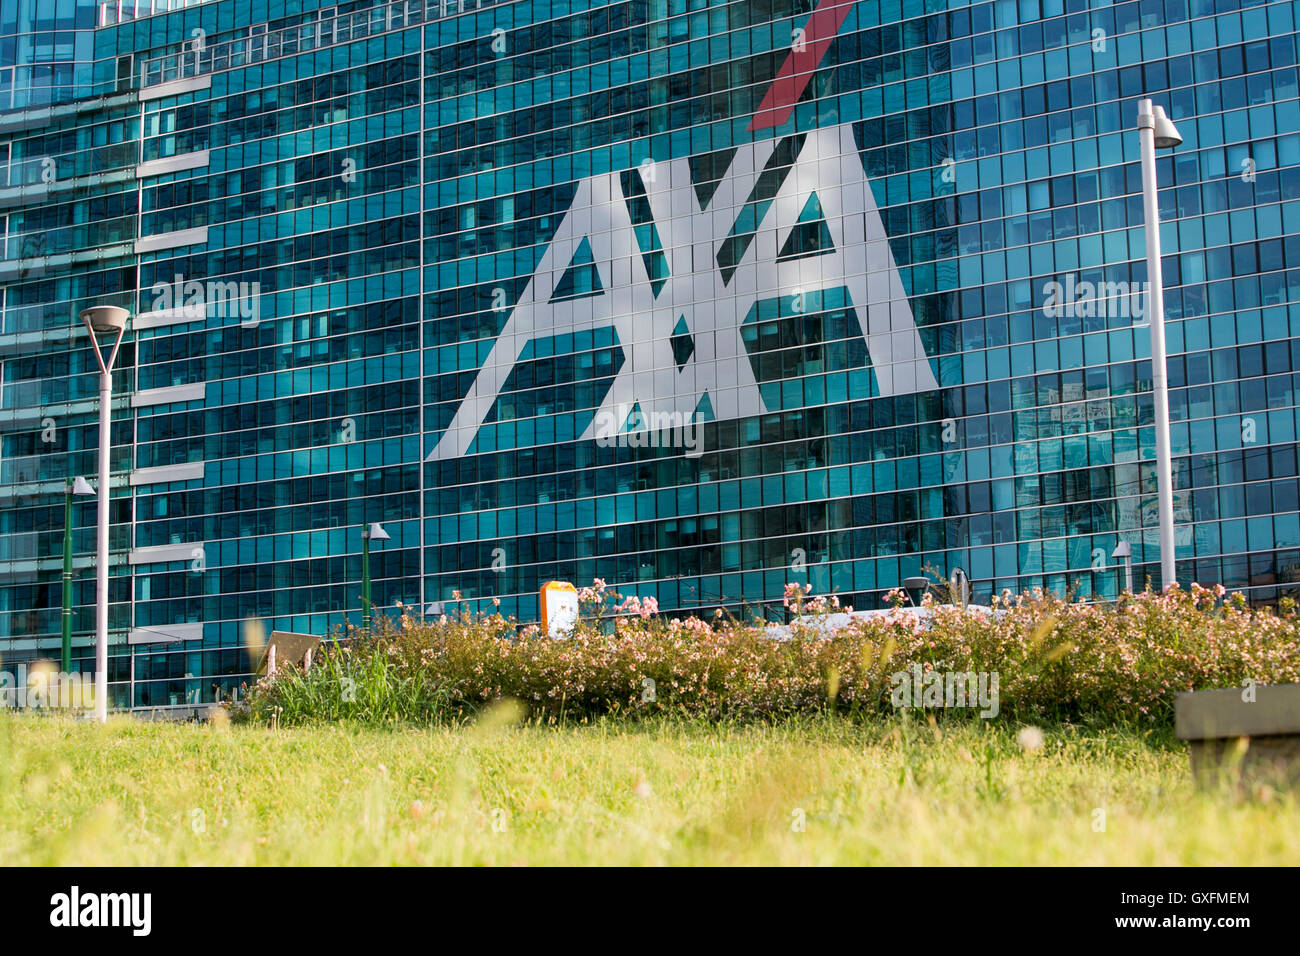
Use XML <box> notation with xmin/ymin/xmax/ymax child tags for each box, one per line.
<box><xmin>1112</xmin><ymin>540</ymin><xmax>1133</xmax><ymax>594</ymax></box>
<box><xmin>1136</xmin><ymin>99</ymin><xmax>1183</xmax><ymax>590</ymax></box>
<box><xmin>80</xmin><ymin>305</ymin><xmax>129</xmax><ymax>722</ymax></box>
<box><xmin>361</xmin><ymin>522</ymin><xmax>390</xmax><ymax>631</ymax></box>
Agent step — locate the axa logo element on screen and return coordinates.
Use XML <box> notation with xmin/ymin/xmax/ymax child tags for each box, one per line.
<box><xmin>428</xmin><ymin>0</ymin><xmax>936</xmax><ymax>461</ymax></box>
<box><xmin>429</xmin><ymin>123</ymin><xmax>936</xmax><ymax>461</ymax></box>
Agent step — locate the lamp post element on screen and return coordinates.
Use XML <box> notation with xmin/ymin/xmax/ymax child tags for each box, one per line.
<box><xmin>1136</xmin><ymin>99</ymin><xmax>1183</xmax><ymax>590</ymax></box>
<box><xmin>361</xmin><ymin>522</ymin><xmax>390</xmax><ymax>630</ymax></box>
<box><xmin>1112</xmin><ymin>540</ymin><xmax>1133</xmax><ymax>595</ymax></box>
<box><xmin>80</xmin><ymin>305</ymin><xmax>128</xmax><ymax>723</ymax></box>
<box><xmin>61</xmin><ymin>475</ymin><xmax>94</xmax><ymax>674</ymax></box>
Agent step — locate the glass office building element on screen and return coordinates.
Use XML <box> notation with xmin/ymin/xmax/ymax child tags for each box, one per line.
<box><xmin>2</xmin><ymin>0</ymin><xmax>1299</xmax><ymax>708</ymax></box>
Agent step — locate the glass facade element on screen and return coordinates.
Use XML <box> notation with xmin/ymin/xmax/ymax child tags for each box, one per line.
<box><xmin>3</xmin><ymin>0</ymin><xmax>1300</xmax><ymax>709</ymax></box>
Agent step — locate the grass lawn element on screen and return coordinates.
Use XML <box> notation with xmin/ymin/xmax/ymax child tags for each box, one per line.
<box><xmin>2</xmin><ymin>711</ymin><xmax>1298</xmax><ymax>866</ymax></box>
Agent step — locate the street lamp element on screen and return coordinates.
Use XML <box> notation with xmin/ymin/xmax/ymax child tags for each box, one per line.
<box><xmin>1136</xmin><ymin>99</ymin><xmax>1183</xmax><ymax>591</ymax></box>
<box><xmin>81</xmin><ymin>305</ymin><xmax>128</xmax><ymax>723</ymax></box>
<box><xmin>948</xmin><ymin>567</ymin><xmax>971</xmax><ymax>608</ymax></box>
<box><xmin>1112</xmin><ymin>540</ymin><xmax>1133</xmax><ymax>595</ymax></box>
<box><xmin>361</xmin><ymin>522</ymin><xmax>390</xmax><ymax>630</ymax></box>
<box><xmin>61</xmin><ymin>475</ymin><xmax>94</xmax><ymax>674</ymax></box>
<box><xmin>902</xmin><ymin>575</ymin><xmax>929</xmax><ymax>606</ymax></box>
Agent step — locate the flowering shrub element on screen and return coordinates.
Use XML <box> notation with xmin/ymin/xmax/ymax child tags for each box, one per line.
<box><xmin>247</xmin><ymin>582</ymin><xmax>1300</xmax><ymax>727</ymax></box>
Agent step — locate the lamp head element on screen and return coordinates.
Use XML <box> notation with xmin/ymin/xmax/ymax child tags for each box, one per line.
<box><xmin>949</xmin><ymin>567</ymin><xmax>971</xmax><ymax>607</ymax></box>
<box><xmin>80</xmin><ymin>305</ymin><xmax>129</xmax><ymax>335</ymax></box>
<box><xmin>902</xmin><ymin>575</ymin><xmax>929</xmax><ymax>605</ymax></box>
<box><xmin>69</xmin><ymin>476</ymin><xmax>94</xmax><ymax>496</ymax></box>
<box><xmin>364</xmin><ymin>522</ymin><xmax>390</xmax><ymax>541</ymax></box>
<box><xmin>1112</xmin><ymin>541</ymin><xmax>1132</xmax><ymax>560</ymax></box>
<box><xmin>1151</xmin><ymin>104</ymin><xmax>1182</xmax><ymax>149</ymax></box>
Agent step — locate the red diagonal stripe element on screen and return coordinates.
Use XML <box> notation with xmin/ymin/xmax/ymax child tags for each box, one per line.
<box><xmin>750</xmin><ymin>0</ymin><xmax>856</xmax><ymax>132</ymax></box>
<box><xmin>748</xmin><ymin>0</ymin><xmax>857</xmax><ymax>132</ymax></box>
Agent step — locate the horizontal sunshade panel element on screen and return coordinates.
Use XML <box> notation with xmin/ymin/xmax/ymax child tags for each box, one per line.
<box><xmin>0</xmin><ymin>183</ymin><xmax>51</xmax><ymax>209</ymax></box>
<box><xmin>136</xmin><ymin>149</ymin><xmax>210</xmax><ymax>179</ymax></box>
<box><xmin>134</xmin><ymin>226</ymin><xmax>207</xmax><ymax>254</ymax></box>
<box><xmin>0</xmin><ymin>91</ymin><xmax>138</xmax><ymax>135</ymax></box>
<box><xmin>0</xmin><ymin>169</ymin><xmax>135</xmax><ymax>210</ymax></box>
<box><xmin>133</xmin><ymin>304</ymin><xmax>206</xmax><ymax>330</ymax></box>
<box><xmin>130</xmin><ymin>462</ymin><xmax>205</xmax><ymax>486</ymax></box>
<box><xmin>129</xmin><ymin>542</ymin><xmax>205</xmax><ymax>565</ymax></box>
<box><xmin>0</xmin><ymin>244</ymin><xmax>133</xmax><ymax>282</ymax></box>
<box><xmin>129</xmin><ymin>622</ymin><xmax>203</xmax><ymax>645</ymax></box>
<box><xmin>131</xmin><ymin>382</ymin><xmax>206</xmax><ymax>407</ymax></box>
<box><xmin>138</xmin><ymin>74</ymin><xmax>211</xmax><ymax>102</ymax></box>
